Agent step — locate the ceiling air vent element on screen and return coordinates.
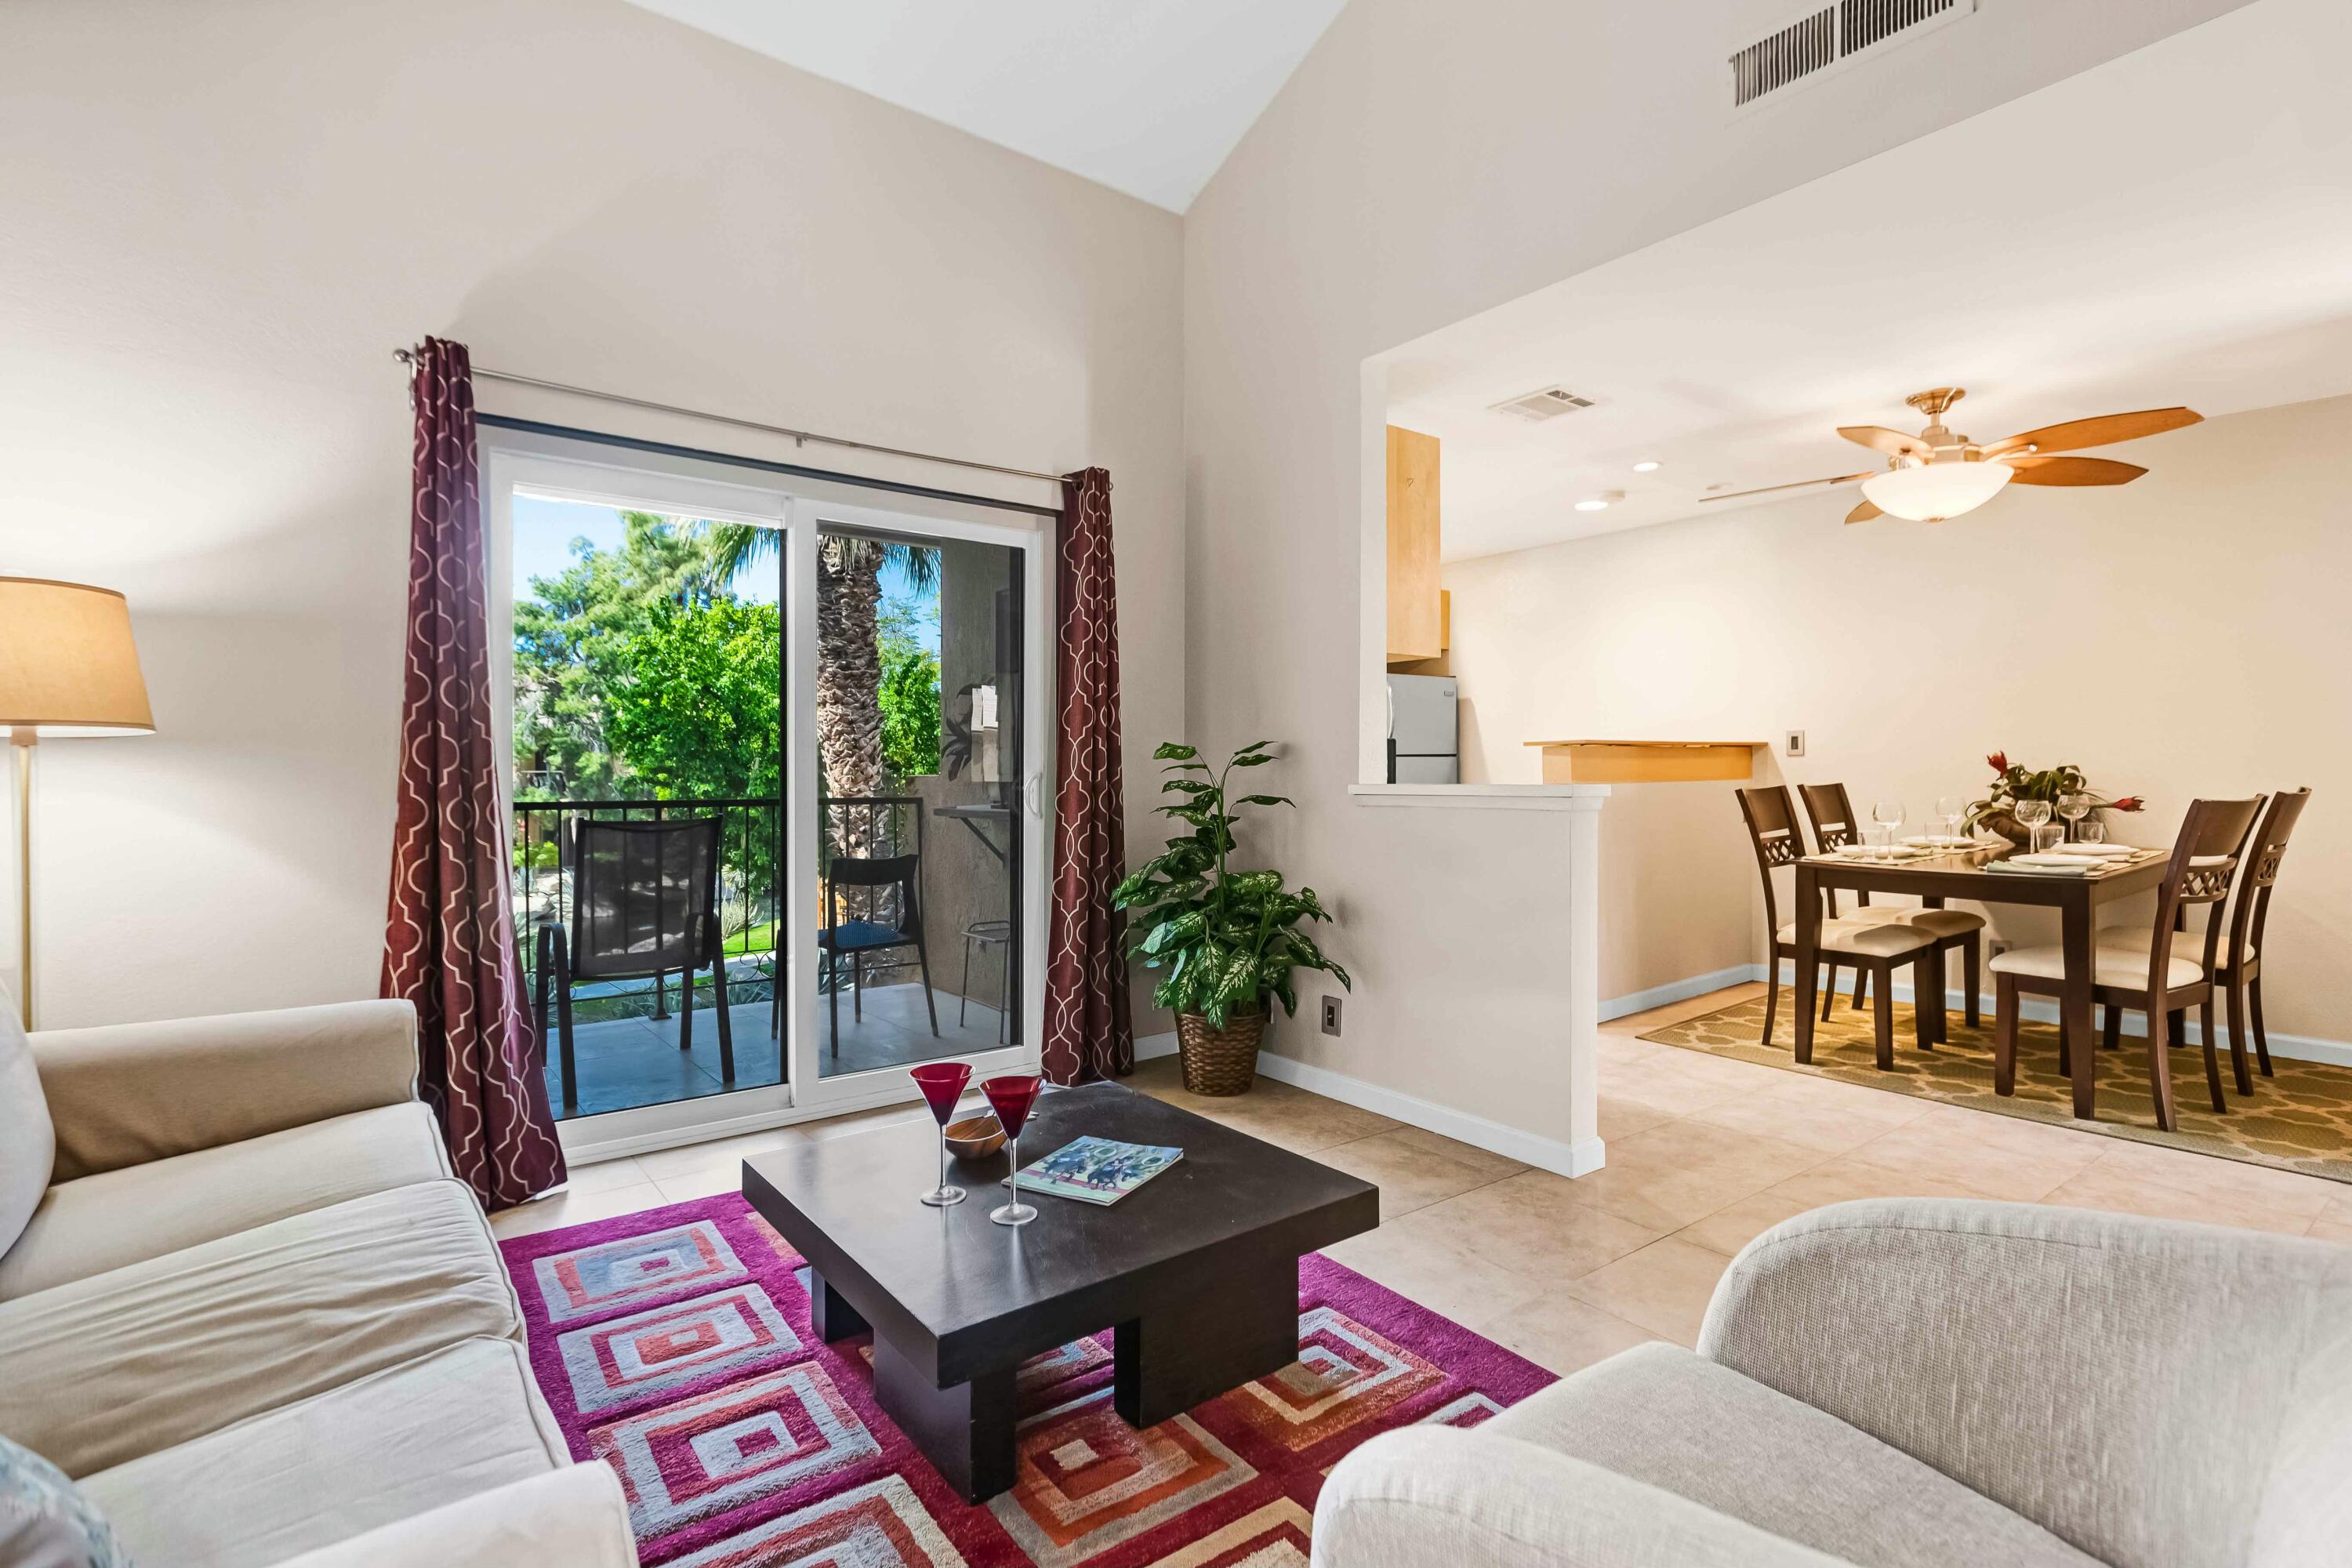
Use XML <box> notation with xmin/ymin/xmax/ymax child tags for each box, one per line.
<box><xmin>1490</xmin><ymin>386</ymin><xmax>1598</xmax><ymax>423</ymax></box>
<box><xmin>1731</xmin><ymin>0</ymin><xmax>1972</xmax><ymax>109</ymax></box>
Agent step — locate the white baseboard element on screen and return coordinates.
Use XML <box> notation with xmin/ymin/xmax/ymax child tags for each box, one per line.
<box><xmin>1601</xmin><ymin>965</ymin><xmax>1762</xmax><ymax>1022</ymax></box>
<box><xmin>1140</xmin><ymin>1025</ymin><xmax>1601</xmax><ymax>1177</ymax></box>
<box><xmin>1248</xmin><ymin>1050</ymin><xmax>1604</xmax><ymax>1179</ymax></box>
<box><xmin>1733</xmin><ymin>960</ymin><xmax>2352</xmax><ymax>1069</ymax></box>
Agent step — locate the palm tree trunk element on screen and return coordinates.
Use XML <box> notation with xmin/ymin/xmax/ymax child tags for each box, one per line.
<box><xmin>816</xmin><ymin>537</ymin><xmax>884</xmax><ymax>854</ymax></box>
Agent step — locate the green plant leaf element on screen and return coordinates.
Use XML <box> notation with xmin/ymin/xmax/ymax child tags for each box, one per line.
<box><xmin>1154</xmin><ymin>742</ymin><xmax>1199</xmax><ymax>760</ymax></box>
<box><xmin>1236</xmin><ymin>793</ymin><xmax>1293</xmax><ymax>808</ymax></box>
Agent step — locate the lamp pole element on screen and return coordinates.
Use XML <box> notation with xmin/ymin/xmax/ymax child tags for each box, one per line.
<box><xmin>11</xmin><ymin>730</ymin><xmax>31</xmax><ymax>1029</ymax></box>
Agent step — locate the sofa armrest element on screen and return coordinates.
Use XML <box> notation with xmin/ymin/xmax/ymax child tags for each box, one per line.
<box><xmin>1697</xmin><ymin>1197</ymin><xmax>2352</xmax><ymax>1568</ymax></box>
<box><xmin>267</xmin><ymin>1465</ymin><xmax>635</xmax><ymax>1568</ymax></box>
<box><xmin>1312</xmin><ymin>1427</ymin><xmax>1853</xmax><ymax>1568</ymax></box>
<box><xmin>32</xmin><ymin>1000</ymin><xmax>420</xmax><ymax>1181</ymax></box>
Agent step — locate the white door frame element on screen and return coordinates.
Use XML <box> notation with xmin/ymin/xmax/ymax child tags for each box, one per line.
<box><xmin>481</xmin><ymin>440</ymin><xmax>1050</xmax><ymax>1161</ymax></box>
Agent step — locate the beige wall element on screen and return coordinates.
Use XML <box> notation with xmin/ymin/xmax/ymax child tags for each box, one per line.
<box><xmin>0</xmin><ymin>0</ymin><xmax>1183</xmax><ymax>1028</ymax></box>
<box><xmin>1183</xmin><ymin>0</ymin><xmax>2259</xmax><ymax>1145</ymax></box>
<box><xmin>1443</xmin><ymin>394</ymin><xmax>2352</xmax><ymax>1043</ymax></box>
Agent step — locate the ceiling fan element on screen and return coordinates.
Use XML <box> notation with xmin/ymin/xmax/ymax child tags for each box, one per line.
<box><xmin>1702</xmin><ymin>388</ymin><xmax>2204</xmax><ymax>524</ymax></box>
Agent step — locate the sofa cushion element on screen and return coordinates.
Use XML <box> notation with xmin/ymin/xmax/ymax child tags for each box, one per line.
<box><xmin>1487</xmin><ymin>1342</ymin><xmax>2101</xmax><ymax>1568</ymax></box>
<box><xmin>81</xmin><ymin>1338</ymin><xmax>566</xmax><ymax>1568</ymax></box>
<box><xmin>0</xmin><ymin>1180</ymin><xmax>521</xmax><ymax>1477</ymax></box>
<box><xmin>0</xmin><ymin>1001</ymin><xmax>55</xmax><ymax>1261</ymax></box>
<box><xmin>0</xmin><ymin>1432</ymin><xmax>129</xmax><ymax>1568</ymax></box>
<box><xmin>0</xmin><ymin>1103</ymin><xmax>452</xmax><ymax>1302</ymax></box>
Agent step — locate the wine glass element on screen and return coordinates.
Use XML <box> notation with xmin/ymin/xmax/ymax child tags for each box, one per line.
<box><xmin>1871</xmin><ymin>800</ymin><xmax>1906</xmax><ymax>853</ymax></box>
<box><xmin>982</xmin><ymin>1073</ymin><xmax>1044</xmax><ymax>1227</ymax></box>
<box><xmin>1934</xmin><ymin>797</ymin><xmax>1963</xmax><ymax>842</ymax></box>
<box><xmin>909</xmin><ymin>1062</ymin><xmax>972</xmax><ymax>1207</ymax></box>
<box><xmin>2057</xmin><ymin>792</ymin><xmax>2092</xmax><ymax>842</ymax></box>
<box><xmin>2013</xmin><ymin>798</ymin><xmax>2052</xmax><ymax>840</ymax></box>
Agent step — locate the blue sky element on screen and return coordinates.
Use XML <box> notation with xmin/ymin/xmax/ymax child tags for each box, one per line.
<box><xmin>511</xmin><ymin>495</ymin><xmax>938</xmax><ymax>651</ymax></box>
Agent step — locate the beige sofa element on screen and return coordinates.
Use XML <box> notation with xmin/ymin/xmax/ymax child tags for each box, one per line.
<box><xmin>1316</xmin><ymin>1198</ymin><xmax>2352</xmax><ymax>1568</ymax></box>
<box><xmin>0</xmin><ymin>1000</ymin><xmax>636</xmax><ymax>1568</ymax></box>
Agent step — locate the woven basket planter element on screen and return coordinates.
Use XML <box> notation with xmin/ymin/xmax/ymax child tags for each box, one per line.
<box><xmin>1175</xmin><ymin>1008</ymin><xmax>1265</xmax><ymax>1096</ymax></box>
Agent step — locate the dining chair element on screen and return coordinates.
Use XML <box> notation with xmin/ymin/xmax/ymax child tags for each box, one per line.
<box><xmin>535</xmin><ymin>814</ymin><xmax>734</xmax><ymax>1111</ymax></box>
<box><xmin>2103</xmin><ymin>787</ymin><xmax>2310</xmax><ymax>1091</ymax></box>
<box><xmin>1989</xmin><ymin>796</ymin><xmax>2263</xmax><ymax>1131</ymax></box>
<box><xmin>1796</xmin><ymin>782</ymin><xmax>1985</xmax><ymax>1040</ymax></box>
<box><xmin>1737</xmin><ymin>786</ymin><xmax>1938</xmax><ymax>1068</ymax></box>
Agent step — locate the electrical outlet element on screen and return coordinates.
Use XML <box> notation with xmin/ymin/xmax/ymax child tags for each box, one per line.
<box><xmin>1320</xmin><ymin>996</ymin><xmax>1343</xmax><ymax>1036</ymax></box>
<box><xmin>1784</xmin><ymin>729</ymin><xmax>1806</xmax><ymax>757</ymax></box>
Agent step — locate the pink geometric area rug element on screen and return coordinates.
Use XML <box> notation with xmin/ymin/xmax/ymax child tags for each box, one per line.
<box><xmin>499</xmin><ymin>1192</ymin><xmax>1554</xmax><ymax>1567</ymax></box>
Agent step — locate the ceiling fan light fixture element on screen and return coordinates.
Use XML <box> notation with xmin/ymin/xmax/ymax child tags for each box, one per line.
<box><xmin>1860</xmin><ymin>459</ymin><xmax>2013</xmax><ymax>522</ymax></box>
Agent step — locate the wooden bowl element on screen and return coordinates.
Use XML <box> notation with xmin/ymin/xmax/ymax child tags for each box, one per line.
<box><xmin>944</xmin><ymin>1113</ymin><xmax>1006</xmax><ymax>1162</ymax></box>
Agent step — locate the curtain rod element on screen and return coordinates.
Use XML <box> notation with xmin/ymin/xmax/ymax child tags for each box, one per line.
<box><xmin>392</xmin><ymin>347</ymin><xmax>1067</xmax><ymax>485</ymax></box>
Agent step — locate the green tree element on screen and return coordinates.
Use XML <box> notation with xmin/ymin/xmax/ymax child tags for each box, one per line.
<box><xmin>877</xmin><ymin>637</ymin><xmax>941</xmax><ymax>782</ymax></box>
<box><xmin>599</xmin><ymin>598</ymin><xmax>782</xmax><ymax>800</ymax></box>
<box><xmin>512</xmin><ymin>513</ymin><xmax>737</xmax><ymax>799</ymax></box>
<box><xmin>706</xmin><ymin>525</ymin><xmax>938</xmax><ymax>826</ymax></box>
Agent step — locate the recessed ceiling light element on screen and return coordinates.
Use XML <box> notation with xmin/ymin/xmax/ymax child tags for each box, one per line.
<box><xmin>1632</xmin><ymin>460</ymin><xmax>1662</xmax><ymax>473</ymax></box>
<box><xmin>1574</xmin><ymin>499</ymin><xmax>1609</xmax><ymax>512</ymax></box>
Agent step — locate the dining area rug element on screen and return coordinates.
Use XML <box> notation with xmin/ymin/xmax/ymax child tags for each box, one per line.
<box><xmin>1643</xmin><ymin>996</ymin><xmax>2352</xmax><ymax>1183</ymax></box>
<box><xmin>500</xmin><ymin>1192</ymin><xmax>1554</xmax><ymax>1567</ymax></box>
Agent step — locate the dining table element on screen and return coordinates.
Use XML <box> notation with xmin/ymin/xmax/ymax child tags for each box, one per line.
<box><xmin>1792</xmin><ymin>840</ymin><xmax>2171</xmax><ymax>1119</ymax></box>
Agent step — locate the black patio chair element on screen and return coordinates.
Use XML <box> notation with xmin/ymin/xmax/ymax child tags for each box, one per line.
<box><xmin>818</xmin><ymin>798</ymin><xmax>940</xmax><ymax>1056</ymax></box>
<box><xmin>535</xmin><ymin>815</ymin><xmax>733</xmax><ymax>1110</ymax></box>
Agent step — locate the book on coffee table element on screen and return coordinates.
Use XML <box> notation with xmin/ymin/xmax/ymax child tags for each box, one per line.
<box><xmin>1019</xmin><ymin>1135</ymin><xmax>1183</xmax><ymax>1205</ymax></box>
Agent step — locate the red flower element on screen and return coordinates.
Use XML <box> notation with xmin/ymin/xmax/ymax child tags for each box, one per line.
<box><xmin>2109</xmin><ymin>796</ymin><xmax>2145</xmax><ymax>813</ymax></box>
<box><xmin>1985</xmin><ymin>751</ymin><xmax>2009</xmax><ymax>774</ymax></box>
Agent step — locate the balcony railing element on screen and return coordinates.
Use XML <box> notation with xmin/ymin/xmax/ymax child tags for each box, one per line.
<box><xmin>510</xmin><ymin>795</ymin><xmax>932</xmax><ymax>1023</ymax></box>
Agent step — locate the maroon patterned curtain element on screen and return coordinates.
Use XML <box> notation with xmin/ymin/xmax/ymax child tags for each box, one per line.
<box><xmin>1040</xmin><ymin>468</ymin><xmax>1134</xmax><ymax>1084</ymax></box>
<box><xmin>383</xmin><ymin>337</ymin><xmax>567</xmax><ymax>1206</ymax></box>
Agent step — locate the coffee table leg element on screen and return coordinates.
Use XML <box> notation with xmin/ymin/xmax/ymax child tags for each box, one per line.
<box><xmin>807</xmin><ymin>1269</ymin><xmax>870</xmax><ymax>1343</ymax></box>
<box><xmin>871</xmin><ymin>1331</ymin><xmax>1017</xmax><ymax>1503</ymax></box>
<box><xmin>1114</xmin><ymin>1258</ymin><xmax>1300</xmax><ymax>1428</ymax></box>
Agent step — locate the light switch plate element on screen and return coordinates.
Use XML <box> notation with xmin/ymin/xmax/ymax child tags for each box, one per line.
<box><xmin>1784</xmin><ymin>729</ymin><xmax>1806</xmax><ymax>757</ymax></box>
<box><xmin>1320</xmin><ymin>996</ymin><xmax>1343</xmax><ymax>1036</ymax></box>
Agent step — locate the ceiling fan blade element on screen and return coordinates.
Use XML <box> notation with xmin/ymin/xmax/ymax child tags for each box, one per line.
<box><xmin>1700</xmin><ymin>470</ymin><xmax>1875</xmax><ymax>503</ymax></box>
<box><xmin>2002</xmin><ymin>454</ymin><xmax>2148</xmax><ymax>486</ymax></box>
<box><xmin>1980</xmin><ymin>407</ymin><xmax>2201</xmax><ymax>459</ymax></box>
<box><xmin>1845</xmin><ymin>499</ymin><xmax>1882</xmax><ymax>524</ymax></box>
<box><xmin>1838</xmin><ymin>425</ymin><xmax>1931</xmax><ymax>459</ymax></box>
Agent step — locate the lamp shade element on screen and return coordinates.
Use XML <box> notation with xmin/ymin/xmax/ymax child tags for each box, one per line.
<box><xmin>1860</xmin><ymin>459</ymin><xmax>2013</xmax><ymax>523</ymax></box>
<box><xmin>0</xmin><ymin>578</ymin><xmax>155</xmax><ymax>737</ymax></box>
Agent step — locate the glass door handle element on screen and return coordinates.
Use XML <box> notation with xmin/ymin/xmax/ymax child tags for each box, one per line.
<box><xmin>1025</xmin><ymin>773</ymin><xmax>1045</xmax><ymax>818</ymax></box>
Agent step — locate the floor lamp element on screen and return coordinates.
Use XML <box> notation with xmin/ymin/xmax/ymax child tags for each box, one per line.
<box><xmin>1</xmin><ymin>578</ymin><xmax>154</xmax><ymax>1029</ymax></box>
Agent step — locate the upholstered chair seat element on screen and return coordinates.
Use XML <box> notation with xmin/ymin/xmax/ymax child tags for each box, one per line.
<box><xmin>1991</xmin><ymin>944</ymin><xmax>2204</xmax><ymax>990</ymax></box>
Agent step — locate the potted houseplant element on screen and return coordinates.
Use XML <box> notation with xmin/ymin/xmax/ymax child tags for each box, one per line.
<box><xmin>1112</xmin><ymin>740</ymin><xmax>1350</xmax><ymax>1096</ymax></box>
<box><xmin>1965</xmin><ymin>751</ymin><xmax>2144</xmax><ymax>845</ymax></box>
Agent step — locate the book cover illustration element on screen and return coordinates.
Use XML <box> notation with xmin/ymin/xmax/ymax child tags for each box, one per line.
<box><xmin>1018</xmin><ymin>1134</ymin><xmax>1185</xmax><ymax>1205</ymax></box>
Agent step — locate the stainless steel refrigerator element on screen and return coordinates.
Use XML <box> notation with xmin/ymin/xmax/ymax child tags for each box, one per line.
<box><xmin>1385</xmin><ymin>673</ymin><xmax>1458</xmax><ymax>783</ymax></box>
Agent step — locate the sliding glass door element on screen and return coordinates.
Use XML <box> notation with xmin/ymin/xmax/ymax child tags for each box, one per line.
<box><xmin>488</xmin><ymin>448</ymin><xmax>1044</xmax><ymax>1152</ymax></box>
<box><xmin>786</xmin><ymin>501</ymin><xmax>1044</xmax><ymax>1109</ymax></box>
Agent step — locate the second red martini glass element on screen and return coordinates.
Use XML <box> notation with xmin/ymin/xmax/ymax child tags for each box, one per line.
<box><xmin>982</xmin><ymin>1073</ymin><xmax>1044</xmax><ymax>1226</ymax></box>
<box><xmin>909</xmin><ymin>1062</ymin><xmax>973</xmax><ymax>1207</ymax></box>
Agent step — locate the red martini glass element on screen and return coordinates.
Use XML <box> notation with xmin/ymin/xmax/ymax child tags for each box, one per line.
<box><xmin>909</xmin><ymin>1062</ymin><xmax>973</xmax><ymax>1207</ymax></box>
<box><xmin>981</xmin><ymin>1073</ymin><xmax>1044</xmax><ymax>1226</ymax></box>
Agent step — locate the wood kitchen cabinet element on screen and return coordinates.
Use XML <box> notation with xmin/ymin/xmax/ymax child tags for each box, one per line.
<box><xmin>1385</xmin><ymin>424</ymin><xmax>1441</xmax><ymax>663</ymax></box>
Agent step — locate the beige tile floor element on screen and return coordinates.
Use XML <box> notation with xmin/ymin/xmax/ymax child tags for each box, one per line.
<box><xmin>493</xmin><ymin>981</ymin><xmax>2352</xmax><ymax>1378</ymax></box>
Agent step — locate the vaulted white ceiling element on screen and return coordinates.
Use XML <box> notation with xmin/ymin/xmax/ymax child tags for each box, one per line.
<box><xmin>620</xmin><ymin>0</ymin><xmax>1348</xmax><ymax>212</ymax></box>
<box><xmin>1382</xmin><ymin>0</ymin><xmax>2352</xmax><ymax>561</ymax></box>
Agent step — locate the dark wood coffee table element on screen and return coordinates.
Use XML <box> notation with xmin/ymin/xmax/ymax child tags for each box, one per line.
<box><xmin>740</xmin><ymin>1081</ymin><xmax>1379</xmax><ymax>1501</ymax></box>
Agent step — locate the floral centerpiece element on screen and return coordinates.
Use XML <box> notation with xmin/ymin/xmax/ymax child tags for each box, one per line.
<box><xmin>1965</xmin><ymin>751</ymin><xmax>2143</xmax><ymax>845</ymax></box>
